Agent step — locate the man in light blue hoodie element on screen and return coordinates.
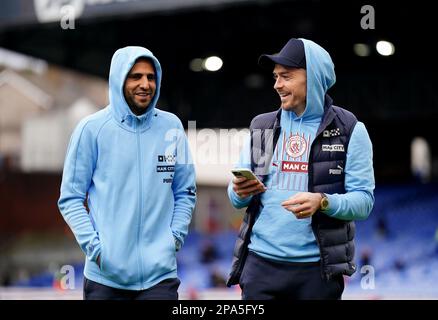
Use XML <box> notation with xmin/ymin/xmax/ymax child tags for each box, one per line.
<box><xmin>227</xmin><ymin>38</ymin><xmax>374</xmax><ymax>299</ymax></box>
<box><xmin>58</xmin><ymin>46</ymin><xmax>196</xmax><ymax>299</ymax></box>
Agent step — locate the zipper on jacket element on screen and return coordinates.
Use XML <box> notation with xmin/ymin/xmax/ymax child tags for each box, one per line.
<box><xmin>307</xmin><ymin>136</ymin><xmax>326</xmax><ymax>280</ymax></box>
<box><xmin>135</xmin><ymin>118</ymin><xmax>145</xmax><ymax>289</ymax></box>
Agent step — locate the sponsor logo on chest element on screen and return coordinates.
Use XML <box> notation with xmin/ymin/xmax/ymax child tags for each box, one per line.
<box><xmin>329</xmin><ymin>165</ymin><xmax>344</xmax><ymax>175</ymax></box>
<box><xmin>322</xmin><ymin>144</ymin><xmax>345</xmax><ymax>152</ymax></box>
<box><xmin>157</xmin><ymin>154</ymin><xmax>175</xmax><ymax>182</ymax></box>
<box><xmin>323</xmin><ymin>128</ymin><xmax>341</xmax><ymax>137</ymax></box>
<box><xmin>158</xmin><ymin>154</ymin><xmax>176</xmax><ymax>164</ymax></box>
<box><xmin>281</xmin><ymin>161</ymin><xmax>308</xmax><ymax>173</ymax></box>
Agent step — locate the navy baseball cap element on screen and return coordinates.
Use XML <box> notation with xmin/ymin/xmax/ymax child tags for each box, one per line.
<box><xmin>258</xmin><ymin>38</ymin><xmax>306</xmax><ymax>69</ymax></box>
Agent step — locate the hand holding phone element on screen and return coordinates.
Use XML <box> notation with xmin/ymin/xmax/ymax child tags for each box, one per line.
<box><xmin>231</xmin><ymin>168</ymin><xmax>266</xmax><ymax>198</ymax></box>
<box><xmin>231</xmin><ymin>168</ymin><xmax>261</xmax><ymax>182</ymax></box>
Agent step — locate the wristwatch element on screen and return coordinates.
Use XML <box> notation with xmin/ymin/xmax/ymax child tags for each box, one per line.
<box><xmin>319</xmin><ymin>193</ymin><xmax>329</xmax><ymax>211</ymax></box>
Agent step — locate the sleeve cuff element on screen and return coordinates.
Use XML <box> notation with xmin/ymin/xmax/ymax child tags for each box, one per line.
<box><xmin>85</xmin><ymin>241</ymin><xmax>101</xmax><ymax>263</ymax></box>
<box><xmin>324</xmin><ymin>194</ymin><xmax>340</xmax><ymax>217</ymax></box>
<box><xmin>174</xmin><ymin>237</ymin><xmax>182</xmax><ymax>251</ymax></box>
<box><xmin>172</xmin><ymin>232</ymin><xmax>183</xmax><ymax>251</ymax></box>
<box><xmin>233</xmin><ymin>190</ymin><xmax>252</xmax><ymax>204</ymax></box>
<box><xmin>229</xmin><ymin>184</ymin><xmax>252</xmax><ymax>208</ymax></box>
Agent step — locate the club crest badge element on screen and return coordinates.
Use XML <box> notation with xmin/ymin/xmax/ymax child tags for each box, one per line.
<box><xmin>286</xmin><ymin>135</ymin><xmax>307</xmax><ymax>158</ymax></box>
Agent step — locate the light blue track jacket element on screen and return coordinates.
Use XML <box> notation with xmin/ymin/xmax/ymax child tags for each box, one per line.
<box><xmin>228</xmin><ymin>39</ymin><xmax>374</xmax><ymax>263</ymax></box>
<box><xmin>58</xmin><ymin>46</ymin><xmax>196</xmax><ymax>290</ymax></box>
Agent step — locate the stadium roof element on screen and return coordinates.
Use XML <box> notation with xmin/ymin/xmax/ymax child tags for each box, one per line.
<box><xmin>0</xmin><ymin>0</ymin><xmax>259</xmax><ymax>29</ymax></box>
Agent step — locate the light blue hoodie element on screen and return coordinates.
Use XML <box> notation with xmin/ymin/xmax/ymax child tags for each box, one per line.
<box><xmin>58</xmin><ymin>46</ymin><xmax>196</xmax><ymax>290</ymax></box>
<box><xmin>228</xmin><ymin>39</ymin><xmax>374</xmax><ymax>262</ymax></box>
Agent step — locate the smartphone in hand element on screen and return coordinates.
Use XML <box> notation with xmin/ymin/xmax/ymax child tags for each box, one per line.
<box><xmin>231</xmin><ymin>168</ymin><xmax>261</xmax><ymax>183</ymax></box>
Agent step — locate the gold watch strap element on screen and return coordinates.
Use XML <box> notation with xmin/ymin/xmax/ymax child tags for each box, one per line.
<box><xmin>319</xmin><ymin>192</ymin><xmax>328</xmax><ymax>210</ymax></box>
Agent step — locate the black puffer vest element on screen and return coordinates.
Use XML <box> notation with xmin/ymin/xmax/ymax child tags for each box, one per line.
<box><xmin>227</xmin><ymin>95</ymin><xmax>358</xmax><ymax>286</ymax></box>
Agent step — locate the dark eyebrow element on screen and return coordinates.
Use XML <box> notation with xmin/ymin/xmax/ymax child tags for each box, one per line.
<box><xmin>128</xmin><ymin>71</ymin><xmax>155</xmax><ymax>77</ymax></box>
<box><xmin>273</xmin><ymin>71</ymin><xmax>292</xmax><ymax>77</ymax></box>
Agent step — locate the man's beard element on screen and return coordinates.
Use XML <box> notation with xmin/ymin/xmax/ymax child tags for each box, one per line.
<box><xmin>125</xmin><ymin>93</ymin><xmax>150</xmax><ymax>116</ymax></box>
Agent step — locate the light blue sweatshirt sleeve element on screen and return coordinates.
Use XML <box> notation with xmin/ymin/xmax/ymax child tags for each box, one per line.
<box><xmin>227</xmin><ymin>134</ymin><xmax>254</xmax><ymax>209</ymax></box>
<box><xmin>171</xmin><ymin>124</ymin><xmax>197</xmax><ymax>247</ymax></box>
<box><xmin>324</xmin><ymin>122</ymin><xmax>375</xmax><ymax>220</ymax></box>
<box><xmin>58</xmin><ymin>120</ymin><xmax>101</xmax><ymax>262</ymax></box>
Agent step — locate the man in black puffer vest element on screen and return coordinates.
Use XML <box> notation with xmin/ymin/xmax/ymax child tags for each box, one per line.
<box><xmin>227</xmin><ymin>38</ymin><xmax>375</xmax><ymax>299</ymax></box>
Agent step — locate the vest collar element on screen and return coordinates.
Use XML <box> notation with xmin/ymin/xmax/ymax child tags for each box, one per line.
<box><xmin>274</xmin><ymin>94</ymin><xmax>335</xmax><ymax>138</ymax></box>
<box><xmin>316</xmin><ymin>94</ymin><xmax>335</xmax><ymax>137</ymax></box>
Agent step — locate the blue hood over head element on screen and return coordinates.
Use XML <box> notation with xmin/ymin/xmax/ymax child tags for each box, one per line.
<box><xmin>288</xmin><ymin>38</ymin><xmax>336</xmax><ymax>121</ymax></box>
<box><xmin>108</xmin><ymin>46</ymin><xmax>162</xmax><ymax>123</ymax></box>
